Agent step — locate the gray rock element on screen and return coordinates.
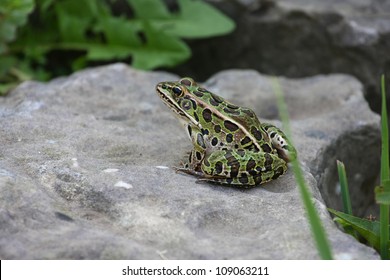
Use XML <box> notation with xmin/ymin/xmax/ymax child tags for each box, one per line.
<box><xmin>176</xmin><ymin>0</ymin><xmax>390</xmax><ymax>112</ymax></box>
<box><xmin>0</xmin><ymin>64</ymin><xmax>380</xmax><ymax>259</ymax></box>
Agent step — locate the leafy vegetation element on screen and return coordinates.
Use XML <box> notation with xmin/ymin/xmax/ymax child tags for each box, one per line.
<box><xmin>273</xmin><ymin>78</ymin><xmax>333</xmax><ymax>259</ymax></box>
<box><xmin>330</xmin><ymin>75</ymin><xmax>390</xmax><ymax>259</ymax></box>
<box><xmin>0</xmin><ymin>0</ymin><xmax>235</xmax><ymax>95</ymax></box>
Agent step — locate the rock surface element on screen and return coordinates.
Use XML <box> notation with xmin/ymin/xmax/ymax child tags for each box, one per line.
<box><xmin>176</xmin><ymin>0</ymin><xmax>390</xmax><ymax>113</ymax></box>
<box><xmin>0</xmin><ymin>64</ymin><xmax>380</xmax><ymax>259</ymax></box>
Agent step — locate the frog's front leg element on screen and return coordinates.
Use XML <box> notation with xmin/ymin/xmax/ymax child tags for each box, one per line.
<box><xmin>262</xmin><ymin>123</ymin><xmax>297</xmax><ymax>162</ymax></box>
<box><xmin>178</xmin><ymin>124</ymin><xmax>207</xmax><ymax>171</ymax></box>
<box><xmin>198</xmin><ymin>149</ymin><xmax>287</xmax><ymax>187</ymax></box>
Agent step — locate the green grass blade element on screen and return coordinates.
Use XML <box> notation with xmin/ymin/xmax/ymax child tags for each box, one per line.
<box><xmin>336</xmin><ymin>160</ymin><xmax>353</xmax><ymax>215</ymax></box>
<box><xmin>272</xmin><ymin>77</ymin><xmax>333</xmax><ymax>260</ymax></box>
<box><xmin>379</xmin><ymin>74</ymin><xmax>390</xmax><ymax>259</ymax></box>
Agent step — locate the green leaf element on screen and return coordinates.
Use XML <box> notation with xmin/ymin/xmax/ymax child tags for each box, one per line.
<box><xmin>0</xmin><ymin>0</ymin><xmax>34</xmax><ymax>52</ymax></box>
<box><xmin>337</xmin><ymin>160</ymin><xmax>353</xmax><ymax>215</ymax></box>
<box><xmin>127</xmin><ymin>0</ymin><xmax>170</xmax><ymax>19</ymax></box>
<box><xmin>54</xmin><ymin>0</ymin><xmax>93</xmax><ymax>42</ymax></box>
<box><xmin>328</xmin><ymin>208</ymin><xmax>390</xmax><ymax>251</ymax></box>
<box><xmin>153</xmin><ymin>0</ymin><xmax>235</xmax><ymax>39</ymax></box>
<box><xmin>98</xmin><ymin>17</ymin><xmax>141</xmax><ymax>47</ymax></box>
<box><xmin>132</xmin><ymin>21</ymin><xmax>191</xmax><ymax>70</ymax></box>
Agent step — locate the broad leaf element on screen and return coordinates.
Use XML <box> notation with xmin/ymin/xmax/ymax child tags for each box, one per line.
<box><xmin>0</xmin><ymin>0</ymin><xmax>34</xmax><ymax>52</ymax></box>
<box><xmin>152</xmin><ymin>0</ymin><xmax>235</xmax><ymax>39</ymax></box>
<box><xmin>328</xmin><ymin>208</ymin><xmax>390</xmax><ymax>251</ymax></box>
<box><xmin>132</xmin><ymin>22</ymin><xmax>191</xmax><ymax>70</ymax></box>
<box><xmin>127</xmin><ymin>0</ymin><xmax>170</xmax><ymax>19</ymax></box>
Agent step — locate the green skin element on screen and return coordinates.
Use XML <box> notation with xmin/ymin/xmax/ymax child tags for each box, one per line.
<box><xmin>156</xmin><ymin>77</ymin><xmax>297</xmax><ymax>187</ymax></box>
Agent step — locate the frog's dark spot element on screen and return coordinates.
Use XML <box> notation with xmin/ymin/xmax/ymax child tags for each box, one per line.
<box><xmin>194</xmin><ymin>112</ymin><xmax>199</xmax><ymax>122</ymax></box>
<box><xmin>226</xmin><ymin>103</ymin><xmax>239</xmax><ymax>109</ymax></box>
<box><xmin>198</xmin><ymin>87</ymin><xmax>208</xmax><ymax>93</ymax></box>
<box><xmin>190</xmin><ymin>100</ymin><xmax>197</xmax><ymax>110</ymax></box>
<box><xmin>249</xmin><ymin>169</ymin><xmax>258</xmax><ymax>176</ymax></box>
<box><xmin>223</xmin><ymin>107</ymin><xmax>241</xmax><ymax>115</ymax></box>
<box><xmin>264</xmin><ymin>153</ymin><xmax>273</xmax><ymax>169</ymax></box>
<box><xmin>187</xmin><ymin>125</ymin><xmax>192</xmax><ymax>137</ymax></box>
<box><xmin>211</xmin><ymin>137</ymin><xmax>218</xmax><ymax>146</ymax></box>
<box><xmin>230</xmin><ymin>164</ymin><xmax>239</xmax><ymax>177</ymax></box>
<box><xmin>251</xmin><ymin>126</ymin><xmax>263</xmax><ymax>141</ymax></box>
<box><xmin>214</xmin><ymin>124</ymin><xmax>221</xmax><ymax>133</ymax></box>
<box><xmin>201</xmin><ymin>128</ymin><xmax>209</xmax><ymax>135</ymax></box>
<box><xmin>197</xmin><ymin>133</ymin><xmax>206</xmax><ymax>149</ymax></box>
<box><xmin>189</xmin><ymin>151</ymin><xmax>193</xmax><ymax>163</ymax></box>
<box><xmin>202</xmin><ymin>108</ymin><xmax>212</xmax><ymax>122</ymax></box>
<box><xmin>222</xmin><ymin>147</ymin><xmax>228</xmax><ymax>151</ymax></box>
<box><xmin>240</xmin><ymin>136</ymin><xmax>252</xmax><ymax>146</ymax></box>
<box><xmin>193</xmin><ymin>90</ymin><xmax>204</xmax><ymax>97</ymax></box>
<box><xmin>261</xmin><ymin>143</ymin><xmax>272</xmax><ymax>153</ymax></box>
<box><xmin>215</xmin><ymin>161</ymin><xmax>223</xmax><ymax>174</ymax></box>
<box><xmin>226</xmin><ymin>178</ymin><xmax>233</xmax><ymax>184</ymax></box>
<box><xmin>225</xmin><ymin>153</ymin><xmax>240</xmax><ymax>177</ymax></box>
<box><xmin>210</xmin><ymin>93</ymin><xmax>224</xmax><ymax>103</ymax></box>
<box><xmin>246</xmin><ymin>158</ymin><xmax>256</xmax><ymax>171</ymax></box>
<box><xmin>242</xmin><ymin>109</ymin><xmax>255</xmax><ymax>118</ymax></box>
<box><xmin>263</xmin><ymin>124</ymin><xmax>273</xmax><ymax>130</ymax></box>
<box><xmin>204</xmin><ymin>157</ymin><xmax>210</xmax><ymax>167</ymax></box>
<box><xmin>270</xmin><ymin>132</ymin><xmax>276</xmax><ymax>138</ymax></box>
<box><xmin>234</xmin><ymin>144</ymin><xmax>239</xmax><ymax>149</ymax></box>
<box><xmin>179</xmin><ymin>78</ymin><xmax>193</xmax><ymax>86</ymax></box>
<box><xmin>226</xmin><ymin>133</ymin><xmax>233</xmax><ymax>143</ymax></box>
<box><xmin>236</xmin><ymin>149</ymin><xmax>245</xmax><ymax>157</ymax></box>
<box><xmin>55</xmin><ymin>212</ymin><xmax>74</xmax><ymax>222</ymax></box>
<box><xmin>196</xmin><ymin>151</ymin><xmax>202</xmax><ymax>160</ymax></box>
<box><xmin>272</xmin><ymin>166</ymin><xmax>285</xmax><ymax>179</ymax></box>
<box><xmin>239</xmin><ymin>174</ymin><xmax>249</xmax><ymax>184</ymax></box>
<box><xmin>254</xmin><ymin>175</ymin><xmax>263</xmax><ymax>185</ymax></box>
<box><xmin>210</xmin><ymin>98</ymin><xmax>220</xmax><ymax>106</ymax></box>
<box><xmin>224</xmin><ymin>120</ymin><xmax>239</xmax><ymax>132</ymax></box>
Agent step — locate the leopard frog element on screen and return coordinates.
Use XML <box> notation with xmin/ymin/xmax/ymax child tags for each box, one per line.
<box><xmin>156</xmin><ymin>77</ymin><xmax>297</xmax><ymax>187</ymax></box>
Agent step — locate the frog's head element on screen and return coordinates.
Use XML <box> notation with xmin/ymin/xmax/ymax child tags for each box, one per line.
<box><xmin>156</xmin><ymin>77</ymin><xmax>202</xmax><ymax>127</ymax></box>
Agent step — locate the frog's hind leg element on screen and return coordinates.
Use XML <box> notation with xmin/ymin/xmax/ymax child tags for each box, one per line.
<box><xmin>262</xmin><ymin>123</ymin><xmax>297</xmax><ymax>162</ymax></box>
<box><xmin>200</xmin><ymin>149</ymin><xmax>287</xmax><ymax>187</ymax></box>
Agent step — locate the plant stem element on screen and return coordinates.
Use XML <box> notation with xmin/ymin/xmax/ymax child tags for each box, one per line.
<box><xmin>272</xmin><ymin>77</ymin><xmax>333</xmax><ymax>260</ymax></box>
<box><xmin>380</xmin><ymin>74</ymin><xmax>390</xmax><ymax>259</ymax></box>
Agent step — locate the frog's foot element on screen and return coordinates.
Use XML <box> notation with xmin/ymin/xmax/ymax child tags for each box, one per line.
<box><xmin>173</xmin><ymin>166</ymin><xmax>204</xmax><ymax>177</ymax></box>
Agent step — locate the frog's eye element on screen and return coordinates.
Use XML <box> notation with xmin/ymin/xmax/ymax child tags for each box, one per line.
<box><xmin>172</xmin><ymin>86</ymin><xmax>183</xmax><ymax>96</ymax></box>
<box><xmin>181</xmin><ymin>99</ymin><xmax>192</xmax><ymax>110</ymax></box>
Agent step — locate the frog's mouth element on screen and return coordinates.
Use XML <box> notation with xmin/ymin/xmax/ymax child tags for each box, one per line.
<box><xmin>156</xmin><ymin>84</ymin><xmax>201</xmax><ymax>127</ymax></box>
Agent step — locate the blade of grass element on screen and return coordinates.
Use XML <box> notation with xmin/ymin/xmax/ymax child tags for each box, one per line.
<box><xmin>272</xmin><ymin>77</ymin><xmax>333</xmax><ymax>260</ymax></box>
<box><xmin>336</xmin><ymin>160</ymin><xmax>353</xmax><ymax>215</ymax></box>
<box><xmin>379</xmin><ymin>74</ymin><xmax>390</xmax><ymax>259</ymax></box>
